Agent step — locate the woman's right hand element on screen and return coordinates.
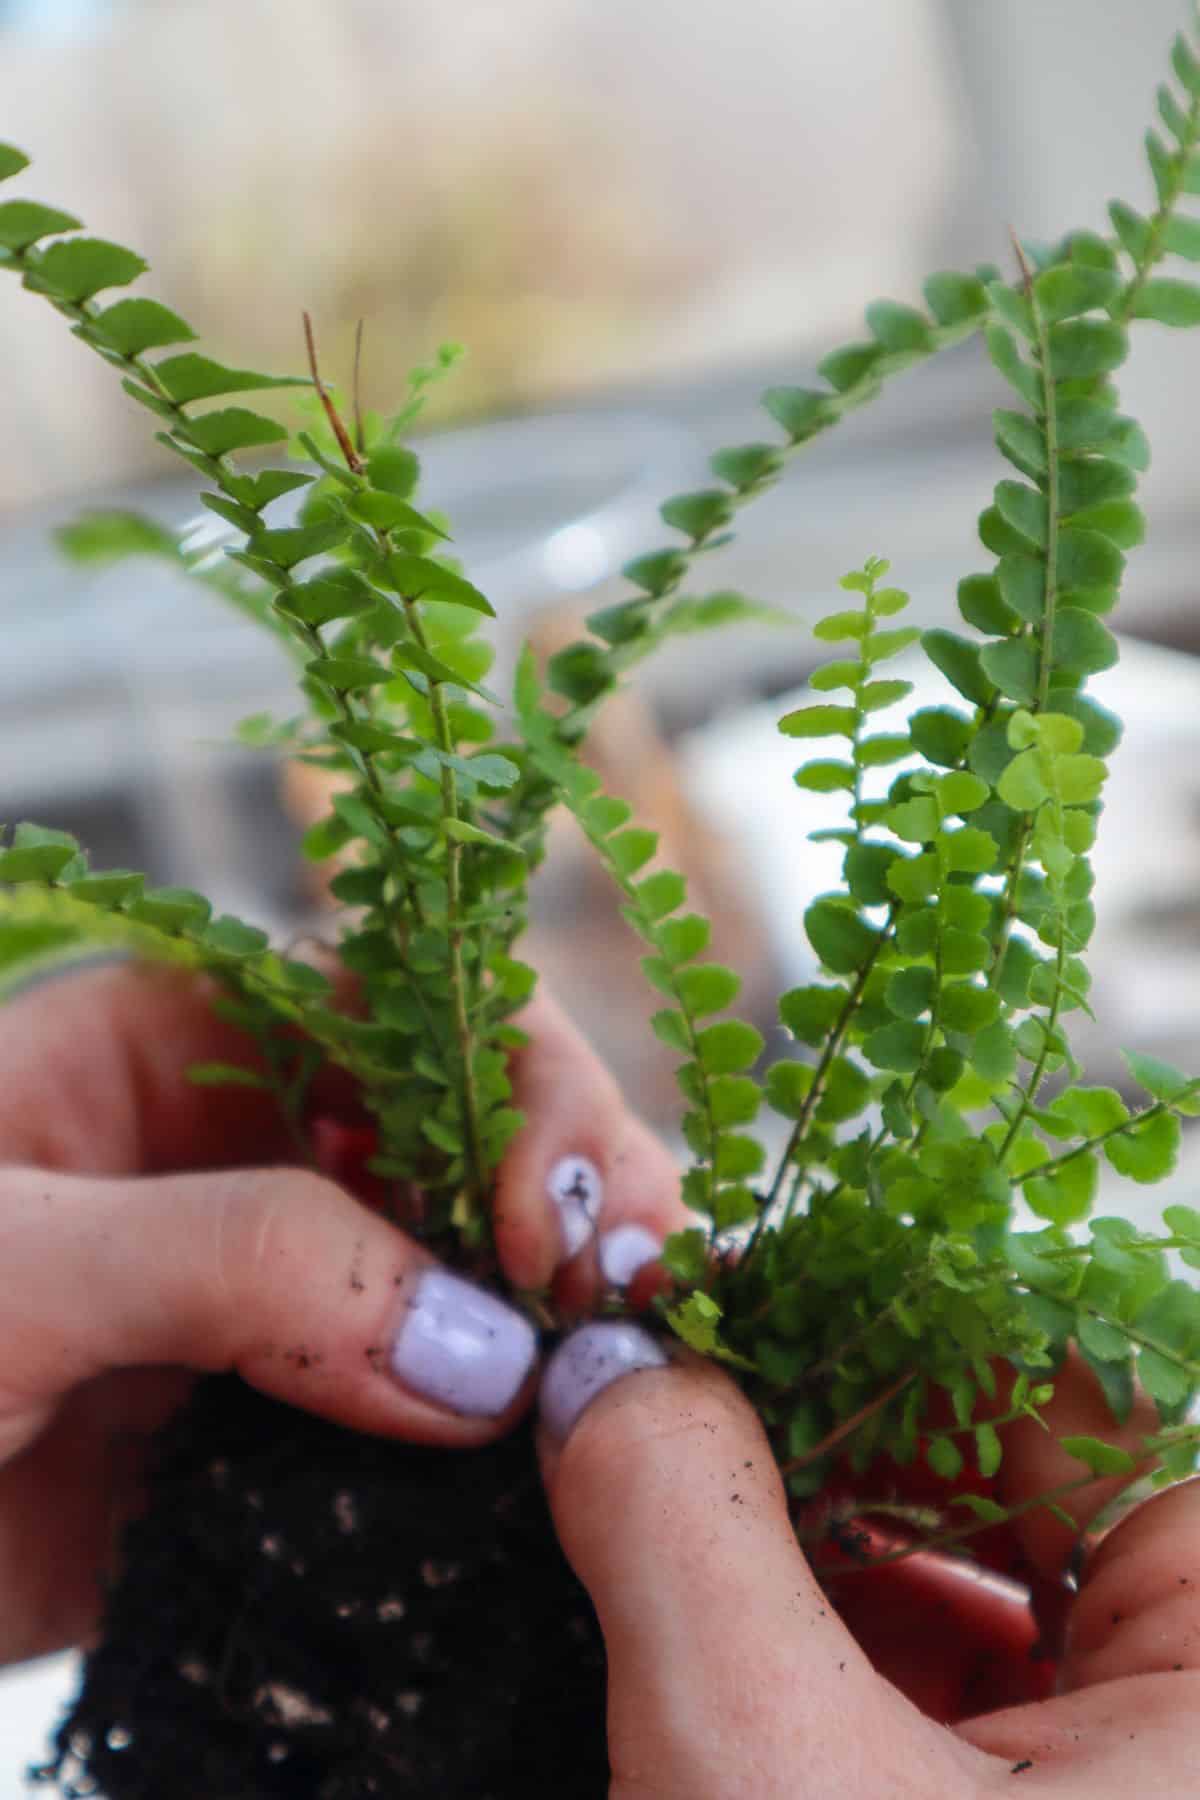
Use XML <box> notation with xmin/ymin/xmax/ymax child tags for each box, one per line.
<box><xmin>539</xmin><ymin>1338</ymin><xmax>1200</xmax><ymax>1798</ymax></box>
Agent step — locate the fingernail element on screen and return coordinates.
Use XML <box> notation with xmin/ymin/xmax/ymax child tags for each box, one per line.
<box><xmin>547</xmin><ymin>1154</ymin><xmax>603</xmax><ymax>1262</ymax></box>
<box><xmin>389</xmin><ymin>1269</ymin><xmax>537</xmax><ymax>1418</ymax></box>
<box><xmin>540</xmin><ymin>1321</ymin><xmax>668</xmax><ymax>1443</ymax></box>
<box><xmin>597</xmin><ymin>1223</ymin><xmax>661</xmax><ymax>1290</ymax></box>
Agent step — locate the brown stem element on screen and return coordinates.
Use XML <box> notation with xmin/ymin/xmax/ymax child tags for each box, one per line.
<box><xmin>779</xmin><ymin>1371</ymin><xmax>916</xmax><ymax>1476</ymax></box>
<box><xmin>353</xmin><ymin>318</ymin><xmax>366</xmax><ymax>456</ymax></box>
<box><xmin>303</xmin><ymin>311</ymin><xmax>363</xmax><ymax>475</ymax></box>
<box><xmin>809</xmin><ymin>1472</ymin><xmax>1097</xmax><ymax>1578</ymax></box>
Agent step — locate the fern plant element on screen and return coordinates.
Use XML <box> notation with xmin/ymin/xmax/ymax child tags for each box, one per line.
<box><xmin>2</xmin><ymin>11</ymin><xmax>1200</xmax><ymax>1724</ymax></box>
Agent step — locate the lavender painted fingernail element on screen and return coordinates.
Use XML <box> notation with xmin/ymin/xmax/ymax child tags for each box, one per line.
<box><xmin>547</xmin><ymin>1154</ymin><xmax>603</xmax><ymax>1261</ymax></box>
<box><xmin>389</xmin><ymin>1269</ymin><xmax>537</xmax><ymax>1418</ymax></box>
<box><xmin>540</xmin><ymin>1321</ymin><xmax>668</xmax><ymax>1443</ymax></box>
<box><xmin>598</xmin><ymin>1223</ymin><xmax>661</xmax><ymax>1290</ymax></box>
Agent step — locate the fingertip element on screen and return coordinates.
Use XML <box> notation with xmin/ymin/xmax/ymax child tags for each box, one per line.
<box><xmin>539</xmin><ymin>1320</ymin><xmax>670</xmax><ymax>1455</ymax></box>
<box><xmin>495</xmin><ymin>991</ymin><xmax>686</xmax><ymax>1299</ymax></box>
<box><xmin>383</xmin><ymin>1265</ymin><xmax>539</xmax><ymax>1425</ymax></box>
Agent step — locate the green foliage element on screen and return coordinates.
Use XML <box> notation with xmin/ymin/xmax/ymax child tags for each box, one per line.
<box><xmin>1061</xmin><ymin>1436</ymin><xmax>1137</xmax><ymax>1477</ymax></box>
<box><xmin>3</xmin><ymin>12</ymin><xmax>1200</xmax><ymax>1579</ymax></box>
<box><xmin>515</xmin><ymin>646</ymin><xmax>764</xmax><ymax>1234</ymax></box>
<box><xmin>650</xmin><ymin>12</ymin><xmax>1200</xmax><ymax>1518</ymax></box>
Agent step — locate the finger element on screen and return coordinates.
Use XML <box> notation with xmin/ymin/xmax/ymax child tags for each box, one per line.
<box><xmin>0</xmin><ymin>961</ymin><xmax>330</xmax><ymax>1175</ymax></box>
<box><xmin>538</xmin><ymin>1330</ymin><xmax>986</xmax><ymax>1799</ymax></box>
<box><xmin>1057</xmin><ymin>1474</ymin><xmax>1200</xmax><ymax>1691</ymax></box>
<box><xmin>993</xmin><ymin>1353</ymin><xmax>1160</xmax><ymax>1586</ymax></box>
<box><xmin>495</xmin><ymin>990</ymin><xmax>689</xmax><ymax>1301</ymax></box>
<box><xmin>0</xmin><ymin>1162</ymin><xmax>538</xmax><ymax>1455</ymax></box>
<box><xmin>956</xmin><ymin>1485</ymin><xmax>1200</xmax><ymax>1787</ymax></box>
<box><xmin>876</xmin><ymin>1356</ymin><xmax>1160</xmax><ymax>1668</ymax></box>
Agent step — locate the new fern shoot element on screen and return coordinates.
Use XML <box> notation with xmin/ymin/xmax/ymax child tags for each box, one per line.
<box><xmin>3</xmin><ymin>11</ymin><xmax>1200</xmax><ymax>1587</ymax></box>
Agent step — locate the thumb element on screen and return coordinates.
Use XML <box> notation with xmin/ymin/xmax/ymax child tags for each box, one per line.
<box><xmin>538</xmin><ymin>1326</ymin><xmax>976</xmax><ymax>1800</ymax></box>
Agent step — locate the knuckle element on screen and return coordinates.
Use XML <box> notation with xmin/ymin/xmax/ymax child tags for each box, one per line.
<box><xmin>209</xmin><ymin>1166</ymin><xmax>345</xmax><ymax>1308</ymax></box>
<box><xmin>563</xmin><ymin>1372</ymin><xmax>711</xmax><ymax>1494</ymax></box>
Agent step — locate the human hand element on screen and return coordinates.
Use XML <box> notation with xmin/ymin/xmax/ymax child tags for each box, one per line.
<box><xmin>0</xmin><ymin>960</ymin><xmax>683</xmax><ymax>1666</ymax></box>
<box><xmin>539</xmin><ymin>1338</ymin><xmax>1200</xmax><ymax>1798</ymax></box>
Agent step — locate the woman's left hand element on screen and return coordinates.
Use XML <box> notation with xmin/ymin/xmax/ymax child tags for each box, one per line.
<box><xmin>0</xmin><ymin>960</ymin><xmax>685</xmax><ymax>1665</ymax></box>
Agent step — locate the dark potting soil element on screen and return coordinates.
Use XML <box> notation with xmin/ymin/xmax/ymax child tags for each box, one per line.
<box><xmin>35</xmin><ymin>1374</ymin><xmax>610</xmax><ymax>1798</ymax></box>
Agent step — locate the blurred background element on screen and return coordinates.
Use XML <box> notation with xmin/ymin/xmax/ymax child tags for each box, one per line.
<box><xmin>1</xmin><ymin>0</ymin><xmax>1199</xmax><ymax>1780</ymax></box>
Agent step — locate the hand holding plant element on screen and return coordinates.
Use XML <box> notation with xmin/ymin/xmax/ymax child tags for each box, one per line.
<box><xmin>3</xmin><ymin>8</ymin><xmax>1200</xmax><ymax>1794</ymax></box>
<box><xmin>543</xmin><ymin>1349</ymin><xmax>1200</xmax><ymax>1796</ymax></box>
<box><xmin>0</xmin><ymin>959</ymin><xmax>680</xmax><ymax>1665</ymax></box>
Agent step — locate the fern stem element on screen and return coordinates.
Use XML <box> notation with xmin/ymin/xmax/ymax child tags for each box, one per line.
<box><xmin>1075</xmin><ymin>1305</ymin><xmax>1200</xmax><ymax>1377</ymax></box>
<box><xmin>1117</xmin><ymin>85</ymin><xmax>1200</xmax><ymax>321</ymax></box>
<box><xmin>1020</xmin><ymin>248</ymin><xmax>1061</xmax><ymax>715</ymax></box>
<box><xmin>796</xmin><ymin>1269</ymin><xmax>924</xmax><ymax>1392</ymax></box>
<box><xmin>987</xmin><ymin>815</ymin><xmax>1032</xmax><ymax>991</ymax></box>
<box><xmin>1021</xmin><ymin>1098</ymin><xmax>1172</xmax><ymax>1177</ymax></box>
<box><xmin>401</xmin><ymin>597</ymin><xmax>487</xmax><ymax>1212</ymax></box>
<box><xmin>550</xmin><ymin>309</ymin><xmax>991</xmax><ymax>746</ymax></box>
<box><xmin>278</xmin><ymin>609</ymin><xmax>446</xmax><ymax>1047</ymax></box>
<box><xmin>805</xmin><ymin>1472</ymin><xmax>1097</xmax><ymax>1577</ymax></box>
<box><xmin>1011</xmin><ymin>1280</ymin><xmax>1200</xmax><ymax>1382</ymax></box>
<box><xmin>762</xmin><ymin>909</ymin><xmax>898</xmax><ymax>1215</ymax></box>
<box><xmin>988</xmin><ymin>245</ymin><xmax>1062</xmax><ymax>1146</ymax></box>
<box><xmin>778</xmin><ymin>1370</ymin><xmax>916</xmax><ymax>1476</ymax></box>
<box><xmin>997</xmin><ymin>927</ymin><xmax>1068</xmax><ymax>1161</ymax></box>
